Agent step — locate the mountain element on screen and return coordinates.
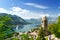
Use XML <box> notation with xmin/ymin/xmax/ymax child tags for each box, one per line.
<box><xmin>25</xmin><ymin>17</ymin><xmax>57</xmax><ymax>25</ymax></box>
<box><xmin>0</xmin><ymin>13</ymin><xmax>29</xmax><ymax>25</ymax></box>
<box><xmin>47</xmin><ymin>17</ymin><xmax>57</xmax><ymax>24</ymax></box>
<box><xmin>25</xmin><ymin>18</ymin><xmax>41</xmax><ymax>24</ymax></box>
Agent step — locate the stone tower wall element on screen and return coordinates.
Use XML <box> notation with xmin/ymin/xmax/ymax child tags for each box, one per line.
<box><xmin>42</xmin><ymin>16</ymin><xmax>48</xmax><ymax>31</ymax></box>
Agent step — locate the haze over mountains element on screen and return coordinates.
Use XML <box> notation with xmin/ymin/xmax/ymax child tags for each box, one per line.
<box><xmin>0</xmin><ymin>13</ymin><xmax>57</xmax><ymax>27</ymax></box>
<box><xmin>25</xmin><ymin>17</ymin><xmax>57</xmax><ymax>25</ymax></box>
<box><xmin>0</xmin><ymin>13</ymin><xmax>29</xmax><ymax>25</ymax></box>
<box><xmin>0</xmin><ymin>13</ymin><xmax>57</xmax><ymax>32</ymax></box>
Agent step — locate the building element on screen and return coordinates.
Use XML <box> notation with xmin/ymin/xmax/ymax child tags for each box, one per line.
<box><xmin>42</xmin><ymin>16</ymin><xmax>48</xmax><ymax>34</ymax></box>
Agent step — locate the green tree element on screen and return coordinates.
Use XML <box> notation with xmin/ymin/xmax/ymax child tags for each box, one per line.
<box><xmin>57</xmin><ymin>16</ymin><xmax>60</xmax><ymax>24</ymax></box>
<box><xmin>0</xmin><ymin>15</ymin><xmax>14</xmax><ymax>40</ymax></box>
<box><xmin>37</xmin><ymin>27</ymin><xmax>45</xmax><ymax>40</ymax></box>
<box><xmin>48</xmin><ymin>16</ymin><xmax>60</xmax><ymax>38</ymax></box>
<box><xmin>21</xmin><ymin>34</ymin><xmax>29</xmax><ymax>40</ymax></box>
<box><xmin>29</xmin><ymin>37</ymin><xmax>34</xmax><ymax>40</ymax></box>
<box><xmin>12</xmin><ymin>38</ymin><xmax>19</xmax><ymax>40</ymax></box>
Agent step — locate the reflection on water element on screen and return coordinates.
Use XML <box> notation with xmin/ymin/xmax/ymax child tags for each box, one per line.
<box><xmin>15</xmin><ymin>24</ymin><xmax>40</xmax><ymax>32</ymax></box>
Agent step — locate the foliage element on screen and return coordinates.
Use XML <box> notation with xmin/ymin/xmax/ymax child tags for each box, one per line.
<box><xmin>0</xmin><ymin>15</ymin><xmax>14</xmax><ymax>40</ymax></box>
<box><xmin>29</xmin><ymin>37</ymin><xmax>34</xmax><ymax>40</ymax></box>
<box><xmin>48</xmin><ymin>16</ymin><xmax>60</xmax><ymax>38</ymax></box>
<box><xmin>38</xmin><ymin>27</ymin><xmax>45</xmax><ymax>40</ymax></box>
<box><xmin>21</xmin><ymin>34</ymin><xmax>29</xmax><ymax>40</ymax></box>
<box><xmin>57</xmin><ymin>16</ymin><xmax>60</xmax><ymax>24</ymax></box>
<box><xmin>12</xmin><ymin>38</ymin><xmax>19</xmax><ymax>40</ymax></box>
<box><xmin>36</xmin><ymin>36</ymin><xmax>41</xmax><ymax>40</ymax></box>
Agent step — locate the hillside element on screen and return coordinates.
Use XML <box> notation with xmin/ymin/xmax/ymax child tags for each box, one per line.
<box><xmin>25</xmin><ymin>17</ymin><xmax>57</xmax><ymax>25</ymax></box>
<box><xmin>0</xmin><ymin>13</ymin><xmax>29</xmax><ymax>25</ymax></box>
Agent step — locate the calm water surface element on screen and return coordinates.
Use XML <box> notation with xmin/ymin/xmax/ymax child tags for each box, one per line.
<box><xmin>15</xmin><ymin>24</ymin><xmax>40</xmax><ymax>32</ymax></box>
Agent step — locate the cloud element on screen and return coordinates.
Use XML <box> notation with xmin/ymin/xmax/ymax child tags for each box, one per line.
<box><xmin>0</xmin><ymin>8</ymin><xmax>8</xmax><ymax>13</ymax></box>
<box><xmin>24</xmin><ymin>3</ymin><xmax>49</xmax><ymax>9</ymax></box>
<box><xmin>0</xmin><ymin>7</ymin><xmax>51</xmax><ymax>19</ymax></box>
<box><xmin>10</xmin><ymin>7</ymin><xmax>50</xmax><ymax>19</ymax></box>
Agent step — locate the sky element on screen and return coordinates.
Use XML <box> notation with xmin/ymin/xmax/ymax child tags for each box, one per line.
<box><xmin>0</xmin><ymin>0</ymin><xmax>60</xmax><ymax>19</ymax></box>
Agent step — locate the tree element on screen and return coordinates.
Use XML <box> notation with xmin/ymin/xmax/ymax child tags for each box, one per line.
<box><xmin>21</xmin><ymin>34</ymin><xmax>29</xmax><ymax>40</ymax></box>
<box><xmin>0</xmin><ymin>15</ymin><xmax>14</xmax><ymax>40</ymax></box>
<box><xmin>38</xmin><ymin>27</ymin><xmax>45</xmax><ymax>40</ymax></box>
<box><xmin>12</xmin><ymin>38</ymin><xmax>19</xmax><ymax>40</ymax></box>
<box><xmin>57</xmin><ymin>16</ymin><xmax>60</xmax><ymax>24</ymax></box>
<box><xmin>48</xmin><ymin>16</ymin><xmax>60</xmax><ymax>38</ymax></box>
